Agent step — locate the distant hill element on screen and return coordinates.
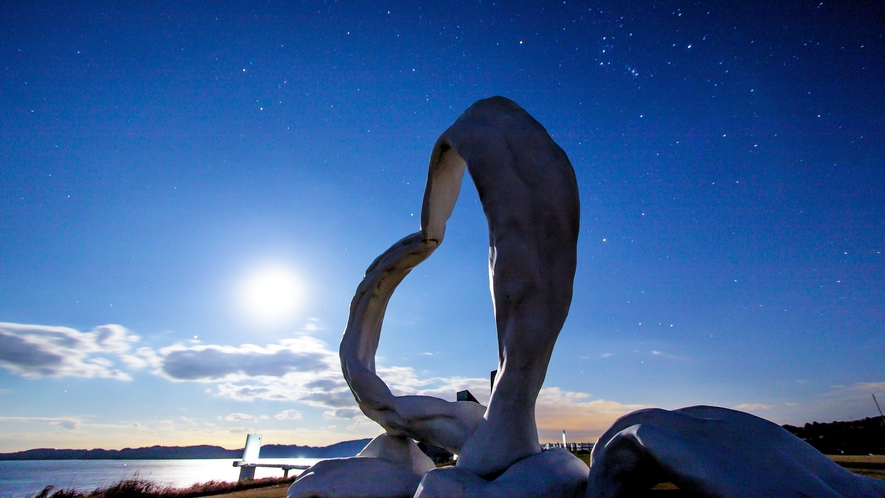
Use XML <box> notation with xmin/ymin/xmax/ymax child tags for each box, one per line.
<box><xmin>783</xmin><ymin>417</ymin><xmax>885</xmax><ymax>455</ymax></box>
<box><xmin>0</xmin><ymin>438</ymin><xmax>373</xmax><ymax>461</ymax></box>
<box><xmin>0</xmin><ymin>445</ymin><xmax>240</xmax><ymax>460</ymax></box>
<box><xmin>5</xmin><ymin>418</ymin><xmax>883</xmax><ymax>460</ymax></box>
<box><xmin>259</xmin><ymin>439</ymin><xmax>372</xmax><ymax>458</ymax></box>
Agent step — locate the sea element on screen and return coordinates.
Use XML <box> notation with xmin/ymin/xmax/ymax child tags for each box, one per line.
<box><xmin>0</xmin><ymin>458</ymin><xmax>322</xmax><ymax>498</ymax></box>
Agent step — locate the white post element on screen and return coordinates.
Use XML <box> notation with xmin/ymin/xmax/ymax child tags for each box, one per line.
<box><xmin>243</xmin><ymin>434</ymin><xmax>262</xmax><ymax>462</ymax></box>
<box><xmin>237</xmin><ymin>433</ymin><xmax>262</xmax><ymax>482</ymax></box>
<box><xmin>562</xmin><ymin>430</ymin><xmax>566</xmax><ymax>448</ymax></box>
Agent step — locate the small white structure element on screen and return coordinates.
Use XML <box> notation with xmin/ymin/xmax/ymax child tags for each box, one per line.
<box><xmin>233</xmin><ymin>434</ymin><xmax>262</xmax><ymax>482</ymax></box>
<box><xmin>233</xmin><ymin>433</ymin><xmax>309</xmax><ymax>482</ymax></box>
<box><xmin>243</xmin><ymin>434</ymin><xmax>262</xmax><ymax>462</ymax></box>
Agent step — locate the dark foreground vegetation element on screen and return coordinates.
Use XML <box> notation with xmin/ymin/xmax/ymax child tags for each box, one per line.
<box><xmin>33</xmin><ymin>476</ymin><xmax>295</xmax><ymax>498</ymax></box>
<box><xmin>783</xmin><ymin>416</ymin><xmax>885</xmax><ymax>455</ymax></box>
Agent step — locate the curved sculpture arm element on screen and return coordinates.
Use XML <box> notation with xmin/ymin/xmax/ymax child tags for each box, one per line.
<box><xmin>339</xmin><ymin>208</ymin><xmax>485</xmax><ymax>454</ymax></box>
<box><xmin>339</xmin><ymin>96</ymin><xmax>580</xmax><ymax>475</ymax></box>
<box><xmin>438</xmin><ymin>98</ymin><xmax>580</xmax><ymax>477</ymax></box>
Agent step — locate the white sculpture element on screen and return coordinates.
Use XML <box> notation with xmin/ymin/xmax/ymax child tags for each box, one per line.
<box><xmin>289</xmin><ymin>434</ymin><xmax>435</xmax><ymax>498</ymax></box>
<box><xmin>289</xmin><ymin>97</ymin><xmax>885</xmax><ymax>497</ymax></box>
<box><xmin>290</xmin><ymin>96</ymin><xmax>587</xmax><ymax>497</ymax></box>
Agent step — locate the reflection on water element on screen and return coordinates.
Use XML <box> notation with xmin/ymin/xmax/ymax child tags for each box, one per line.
<box><xmin>0</xmin><ymin>458</ymin><xmax>320</xmax><ymax>498</ymax></box>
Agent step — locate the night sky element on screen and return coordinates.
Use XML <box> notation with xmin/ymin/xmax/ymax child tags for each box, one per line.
<box><xmin>1</xmin><ymin>1</ymin><xmax>883</xmax><ymax>453</ymax></box>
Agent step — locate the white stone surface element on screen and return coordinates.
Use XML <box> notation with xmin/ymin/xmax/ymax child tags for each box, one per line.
<box><xmin>338</xmin><ymin>229</ymin><xmax>488</xmax><ymax>454</ymax></box>
<box><xmin>586</xmin><ymin>405</ymin><xmax>885</xmax><ymax>498</ymax></box>
<box><xmin>288</xmin><ymin>434</ymin><xmax>435</xmax><ymax>498</ymax></box>
<box><xmin>415</xmin><ymin>448</ymin><xmax>589</xmax><ymax>498</ymax></box>
<box><xmin>287</xmin><ymin>456</ymin><xmax>426</xmax><ymax>498</ymax></box>
<box><xmin>356</xmin><ymin>434</ymin><xmax>437</xmax><ymax>476</ymax></box>
<box><xmin>432</xmin><ymin>97</ymin><xmax>581</xmax><ymax>479</ymax></box>
<box><xmin>337</xmin><ymin>96</ymin><xmax>580</xmax><ymax>478</ymax></box>
<box><xmin>291</xmin><ymin>96</ymin><xmax>584</xmax><ymax>497</ymax></box>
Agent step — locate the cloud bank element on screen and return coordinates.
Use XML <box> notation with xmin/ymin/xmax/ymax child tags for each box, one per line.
<box><xmin>0</xmin><ymin>321</ymin><xmax>659</xmax><ymax>442</ymax></box>
<box><xmin>158</xmin><ymin>338</ymin><xmax>336</xmax><ymax>382</ymax></box>
<box><xmin>0</xmin><ymin>323</ymin><xmax>139</xmax><ymax>380</ymax></box>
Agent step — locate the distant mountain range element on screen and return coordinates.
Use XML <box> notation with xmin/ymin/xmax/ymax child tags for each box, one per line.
<box><xmin>4</xmin><ymin>415</ymin><xmax>882</xmax><ymax>461</ymax></box>
<box><xmin>0</xmin><ymin>438</ymin><xmax>373</xmax><ymax>461</ymax></box>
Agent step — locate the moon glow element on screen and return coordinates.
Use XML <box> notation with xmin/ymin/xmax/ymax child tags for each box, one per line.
<box><xmin>238</xmin><ymin>265</ymin><xmax>303</xmax><ymax>326</ymax></box>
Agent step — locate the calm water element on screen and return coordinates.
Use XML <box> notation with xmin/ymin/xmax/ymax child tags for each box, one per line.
<box><xmin>0</xmin><ymin>458</ymin><xmax>321</xmax><ymax>498</ymax></box>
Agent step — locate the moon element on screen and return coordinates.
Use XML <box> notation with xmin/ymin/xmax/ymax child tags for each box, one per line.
<box><xmin>237</xmin><ymin>265</ymin><xmax>303</xmax><ymax>326</ymax></box>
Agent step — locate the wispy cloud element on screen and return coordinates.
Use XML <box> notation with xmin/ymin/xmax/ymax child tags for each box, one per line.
<box><xmin>848</xmin><ymin>381</ymin><xmax>885</xmax><ymax>392</ymax></box>
<box><xmin>650</xmin><ymin>350</ymin><xmax>683</xmax><ymax>360</ymax></box>
<box><xmin>120</xmin><ymin>347</ymin><xmax>162</xmax><ymax>370</ymax></box>
<box><xmin>300</xmin><ymin>318</ymin><xmax>326</xmax><ymax>333</ymax></box>
<box><xmin>734</xmin><ymin>403</ymin><xmax>773</xmax><ymax>411</ymax></box>
<box><xmin>378</xmin><ymin>366</ymin><xmax>492</xmax><ymax>404</ymax></box>
<box><xmin>535</xmin><ymin>388</ymin><xmax>646</xmax><ymax>442</ymax></box>
<box><xmin>225</xmin><ymin>413</ymin><xmax>256</xmax><ymax>422</ymax></box>
<box><xmin>179</xmin><ymin>417</ymin><xmax>199</xmax><ymax>426</ymax></box>
<box><xmin>0</xmin><ymin>323</ymin><xmax>140</xmax><ymax>380</ymax></box>
<box><xmin>274</xmin><ymin>409</ymin><xmax>303</xmax><ymax>420</ymax></box>
<box><xmin>0</xmin><ymin>416</ymin><xmax>81</xmax><ymax>430</ymax></box>
<box><xmin>822</xmin><ymin>381</ymin><xmax>885</xmax><ymax>398</ymax></box>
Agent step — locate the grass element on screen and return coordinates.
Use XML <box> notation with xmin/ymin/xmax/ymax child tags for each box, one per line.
<box><xmin>177</xmin><ymin>483</ymin><xmax>291</xmax><ymax>498</ymax></box>
<box><xmin>828</xmin><ymin>454</ymin><xmax>885</xmax><ymax>480</ymax></box>
<box><xmin>34</xmin><ymin>476</ymin><xmax>296</xmax><ymax>498</ymax></box>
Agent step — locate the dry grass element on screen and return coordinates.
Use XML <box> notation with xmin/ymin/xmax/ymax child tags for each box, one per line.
<box><xmin>828</xmin><ymin>454</ymin><xmax>885</xmax><ymax>480</ymax></box>
<box><xmin>191</xmin><ymin>483</ymin><xmax>291</xmax><ymax>498</ymax></box>
<box><xmin>36</xmin><ymin>476</ymin><xmax>295</xmax><ymax>498</ymax></box>
<box><xmin>829</xmin><ymin>454</ymin><xmax>885</xmax><ymax>465</ymax></box>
